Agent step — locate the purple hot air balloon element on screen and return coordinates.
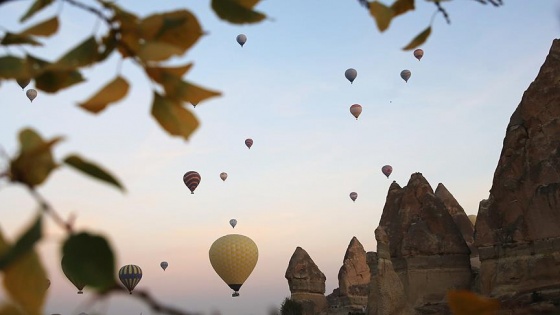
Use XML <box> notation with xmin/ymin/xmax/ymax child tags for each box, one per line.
<box><xmin>381</xmin><ymin>165</ymin><xmax>393</xmax><ymax>178</ymax></box>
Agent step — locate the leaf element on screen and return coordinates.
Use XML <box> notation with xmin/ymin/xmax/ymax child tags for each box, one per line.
<box><xmin>146</xmin><ymin>63</ymin><xmax>193</xmax><ymax>83</ymax></box>
<box><xmin>34</xmin><ymin>69</ymin><xmax>84</xmax><ymax>93</ymax></box>
<box><xmin>158</xmin><ymin>72</ymin><xmax>221</xmax><ymax>105</ymax></box>
<box><xmin>390</xmin><ymin>0</ymin><xmax>415</xmax><ymax>17</ymax></box>
<box><xmin>0</xmin><ymin>303</ymin><xmax>27</xmax><ymax>315</ymax></box>
<box><xmin>21</xmin><ymin>16</ymin><xmax>59</xmax><ymax>37</ymax></box>
<box><xmin>369</xmin><ymin>1</ymin><xmax>394</xmax><ymax>31</ymax></box>
<box><xmin>136</xmin><ymin>41</ymin><xmax>185</xmax><ymax>62</ymax></box>
<box><xmin>78</xmin><ymin>76</ymin><xmax>129</xmax><ymax>114</ymax></box>
<box><xmin>402</xmin><ymin>26</ymin><xmax>432</xmax><ymax>50</ymax></box>
<box><xmin>140</xmin><ymin>10</ymin><xmax>203</xmax><ymax>54</ymax></box>
<box><xmin>0</xmin><ymin>215</ymin><xmax>42</xmax><ymax>270</ymax></box>
<box><xmin>0</xmin><ymin>222</ymin><xmax>47</xmax><ymax>315</ymax></box>
<box><xmin>9</xmin><ymin>128</ymin><xmax>63</xmax><ymax>187</ymax></box>
<box><xmin>20</xmin><ymin>0</ymin><xmax>54</xmax><ymax>22</ymax></box>
<box><xmin>98</xmin><ymin>29</ymin><xmax>118</xmax><ymax>62</ymax></box>
<box><xmin>25</xmin><ymin>54</ymin><xmax>51</xmax><ymax>77</ymax></box>
<box><xmin>53</xmin><ymin>36</ymin><xmax>99</xmax><ymax>70</ymax></box>
<box><xmin>211</xmin><ymin>0</ymin><xmax>266</xmax><ymax>24</ymax></box>
<box><xmin>63</xmin><ymin>154</ymin><xmax>125</xmax><ymax>191</ymax></box>
<box><xmin>447</xmin><ymin>290</ymin><xmax>500</xmax><ymax>315</ymax></box>
<box><xmin>151</xmin><ymin>92</ymin><xmax>199</xmax><ymax>140</ymax></box>
<box><xmin>0</xmin><ymin>56</ymin><xmax>28</xmax><ymax>79</ymax></box>
<box><xmin>61</xmin><ymin>232</ymin><xmax>116</xmax><ymax>292</ymax></box>
<box><xmin>0</xmin><ymin>33</ymin><xmax>41</xmax><ymax>46</ymax></box>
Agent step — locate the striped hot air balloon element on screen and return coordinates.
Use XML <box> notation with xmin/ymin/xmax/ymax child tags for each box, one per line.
<box><xmin>61</xmin><ymin>255</ymin><xmax>85</xmax><ymax>294</ymax></box>
<box><xmin>245</xmin><ymin>138</ymin><xmax>253</xmax><ymax>149</ymax></box>
<box><xmin>209</xmin><ymin>234</ymin><xmax>258</xmax><ymax>297</ymax></box>
<box><xmin>119</xmin><ymin>264</ymin><xmax>142</xmax><ymax>294</ymax></box>
<box><xmin>183</xmin><ymin>171</ymin><xmax>201</xmax><ymax>194</ymax></box>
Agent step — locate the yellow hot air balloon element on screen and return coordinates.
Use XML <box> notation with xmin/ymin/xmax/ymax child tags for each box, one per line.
<box><xmin>209</xmin><ymin>234</ymin><xmax>258</xmax><ymax>297</ymax></box>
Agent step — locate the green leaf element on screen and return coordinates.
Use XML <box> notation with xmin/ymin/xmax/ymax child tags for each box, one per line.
<box><xmin>140</xmin><ymin>10</ymin><xmax>203</xmax><ymax>54</ymax></box>
<box><xmin>151</xmin><ymin>92</ymin><xmax>199</xmax><ymax>140</ymax></box>
<box><xmin>78</xmin><ymin>76</ymin><xmax>129</xmax><ymax>114</ymax></box>
<box><xmin>211</xmin><ymin>0</ymin><xmax>266</xmax><ymax>24</ymax></box>
<box><xmin>0</xmin><ymin>215</ymin><xmax>42</xmax><ymax>270</ymax></box>
<box><xmin>63</xmin><ymin>154</ymin><xmax>125</xmax><ymax>192</ymax></box>
<box><xmin>53</xmin><ymin>36</ymin><xmax>99</xmax><ymax>70</ymax></box>
<box><xmin>9</xmin><ymin>128</ymin><xmax>63</xmax><ymax>187</ymax></box>
<box><xmin>61</xmin><ymin>232</ymin><xmax>116</xmax><ymax>292</ymax></box>
<box><xmin>20</xmin><ymin>0</ymin><xmax>55</xmax><ymax>22</ymax></box>
<box><xmin>34</xmin><ymin>69</ymin><xmax>84</xmax><ymax>93</ymax></box>
<box><xmin>0</xmin><ymin>223</ymin><xmax>47</xmax><ymax>315</ymax></box>
<box><xmin>1</xmin><ymin>33</ymin><xmax>41</xmax><ymax>46</ymax></box>
<box><xmin>402</xmin><ymin>26</ymin><xmax>431</xmax><ymax>50</ymax></box>
<box><xmin>369</xmin><ymin>1</ymin><xmax>394</xmax><ymax>31</ymax></box>
<box><xmin>21</xmin><ymin>16</ymin><xmax>59</xmax><ymax>37</ymax></box>
<box><xmin>390</xmin><ymin>0</ymin><xmax>415</xmax><ymax>18</ymax></box>
<box><xmin>0</xmin><ymin>56</ymin><xmax>28</xmax><ymax>79</ymax></box>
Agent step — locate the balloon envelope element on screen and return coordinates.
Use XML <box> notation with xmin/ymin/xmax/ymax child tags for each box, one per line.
<box><xmin>17</xmin><ymin>78</ymin><xmax>30</xmax><ymax>90</ymax></box>
<box><xmin>119</xmin><ymin>264</ymin><xmax>142</xmax><ymax>294</ymax></box>
<box><xmin>61</xmin><ymin>255</ymin><xmax>85</xmax><ymax>294</ymax></box>
<box><xmin>413</xmin><ymin>49</ymin><xmax>424</xmax><ymax>61</ymax></box>
<box><xmin>26</xmin><ymin>89</ymin><xmax>37</xmax><ymax>102</ymax></box>
<box><xmin>345</xmin><ymin>68</ymin><xmax>357</xmax><ymax>83</ymax></box>
<box><xmin>236</xmin><ymin>34</ymin><xmax>247</xmax><ymax>47</ymax></box>
<box><xmin>349</xmin><ymin>192</ymin><xmax>358</xmax><ymax>202</ymax></box>
<box><xmin>220</xmin><ymin>172</ymin><xmax>228</xmax><ymax>181</ymax></box>
<box><xmin>349</xmin><ymin>104</ymin><xmax>362</xmax><ymax>120</ymax></box>
<box><xmin>400</xmin><ymin>70</ymin><xmax>411</xmax><ymax>83</ymax></box>
<box><xmin>209</xmin><ymin>234</ymin><xmax>258</xmax><ymax>297</ymax></box>
<box><xmin>382</xmin><ymin>165</ymin><xmax>393</xmax><ymax>178</ymax></box>
<box><xmin>245</xmin><ymin>138</ymin><xmax>253</xmax><ymax>149</ymax></box>
<box><xmin>183</xmin><ymin>171</ymin><xmax>201</xmax><ymax>194</ymax></box>
<box><xmin>229</xmin><ymin>219</ymin><xmax>237</xmax><ymax>228</ymax></box>
<box><xmin>160</xmin><ymin>261</ymin><xmax>168</xmax><ymax>271</ymax></box>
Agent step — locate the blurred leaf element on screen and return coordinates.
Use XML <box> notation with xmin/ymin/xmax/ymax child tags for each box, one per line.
<box><xmin>158</xmin><ymin>73</ymin><xmax>221</xmax><ymax>105</ymax></box>
<box><xmin>140</xmin><ymin>10</ymin><xmax>203</xmax><ymax>54</ymax></box>
<box><xmin>34</xmin><ymin>69</ymin><xmax>84</xmax><ymax>93</ymax></box>
<box><xmin>20</xmin><ymin>0</ymin><xmax>54</xmax><ymax>22</ymax></box>
<box><xmin>1</xmin><ymin>33</ymin><xmax>41</xmax><ymax>46</ymax></box>
<box><xmin>146</xmin><ymin>63</ymin><xmax>193</xmax><ymax>82</ymax></box>
<box><xmin>137</xmin><ymin>41</ymin><xmax>184</xmax><ymax>62</ymax></box>
<box><xmin>63</xmin><ymin>155</ymin><xmax>125</xmax><ymax>191</ymax></box>
<box><xmin>98</xmin><ymin>29</ymin><xmax>118</xmax><ymax>62</ymax></box>
<box><xmin>78</xmin><ymin>76</ymin><xmax>129</xmax><ymax>114</ymax></box>
<box><xmin>108</xmin><ymin>5</ymin><xmax>141</xmax><ymax>58</ymax></box>
<box><xmin>211</xmin><ymin>0</ymin><xmax>266</xmax><ymax>24</ymax></box>
<box><xmin>391</xmin><ymin>0</ymin><xmax>415</xmax><ymax>17</ymax></box>
<box><xmin>369</xmin><ymin>1</ymin><xmax>394</xmax><ymax>31</ymax></box>
<box><xmin>21</xmin><ymin>16</ymin><xmax>58</xmax><ymax>37</ymax></box>
<box><xmin>0</xmin><ymin>56</ymin><xmax>28</xmax><ymax>79</ymax></box>
<box><xmin>53</xmin><ymin>36</ymin><xmax>99</xmax><ymax>70</ymax></box>
<box><xmin>9</xmin><ymin>129</ymin><xmax>63</xmax><ymax>187</ymax></box>
<box><xmin>447</xmin><ymin>290</ymin><xmax>500</xmax><ymax>315</ymax></box>
<box><xmin>402</xmin><ymin>26</ymin><xmax>431</xmax><ymax>50</ymax></box>
<box><xmin>61</xmin><ymin>232</ymin><xmax>116</xmax><ymax>292</ymax></box>
<box><xmin>0</xmin><ymin>222</ymin><xmax>47</xmax><ymax>315</ymax></box>
<box><xmin>151</xmin><ymin>92</ymin><xmax>199</xmax><ymax>140</ymax></box>
<box><xmin>0</xmin><ymin>215</ymin><xmax>42</xmax><ymax>270</ymax></box>
<box><xmin>25</xmin><ymin>54</ymin><xmax>51</xmax><ymax>77</ymax></box>
<box><xmin>0</xmin><ymin>303</ymin><xmax>27</xmax><ymax>315</ymax></box>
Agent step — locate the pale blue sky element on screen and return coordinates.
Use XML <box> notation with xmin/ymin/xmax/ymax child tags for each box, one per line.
<box><xmin>0</xmin><ymin>1</ymin><xmax>559</xmax><ymax>314</ymax></box>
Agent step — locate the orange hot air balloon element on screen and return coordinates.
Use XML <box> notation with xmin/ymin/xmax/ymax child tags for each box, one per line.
<box><xmin>183</xmin><ymin>171</ymin><xmax>201</xmax><ymax>194</ymax></box>
<box><xmin>349</xmin><ymin>192</ymin><xmax>358</xmax><ymax>202</ymax></box>
<box><xmin>349</xmin><ymin>104</ymin><xmax>362</xmax><ymax>120</ymax></box>
<box><xmin>245</xmin><ymin>138</ymin><xmax>253</xmax><ymax>149</ymax></box>
<box><xmin>381</xmin><ymin>165</ymin><xmax>393</xmax><ymax>178</ymax></box>
<box><xmin>413</xmin><ymin>49</ymin><xmax>424</xmax><ymax>61</ymax></box>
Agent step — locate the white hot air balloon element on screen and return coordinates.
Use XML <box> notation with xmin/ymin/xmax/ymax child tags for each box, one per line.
<box><xmin>26</xmin><ymin>89</ymin><xmax>37</xmax><ymax>102</ymax></box>
<box><xmin>345</xmin><ymin>68</ymin><xmax>357</xmax><ymax>84</ymax></box>
<box><xmin>400</xmin><ymin>70</ymin><xmax>411</xmax><ymax>83</ymax></box>
<box><xmin>229</xmin><ymin>219</ymin><xmax>237</xmax><ymax>228</ymax></box>
<box><xmin>236</xmin><ymin>34</ymin><xmax>247</xmax><ymax>47</ymax></box>
<box><xmin>349</xmin><ymin>104</ymin><xmax>362</xmax><ymax>120</ymax></box>
<box><xmin>220</xmin><ymin>172</ymin><xmax>228</xmax><ymax>181</ymax></box>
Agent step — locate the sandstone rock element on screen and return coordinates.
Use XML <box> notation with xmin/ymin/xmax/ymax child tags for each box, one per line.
<box><xmin>286</xmin><ymin>247</ymin><xmax>328</xmax><ymax>314</ymax></box>
<box><xmin>337</xmin><ymin>237</ymin><xmax>371</xmax><ymax>308</ymax></box>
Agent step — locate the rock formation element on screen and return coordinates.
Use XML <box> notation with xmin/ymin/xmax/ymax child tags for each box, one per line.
<box><xmin>285</xmin><ymin>247</ymin><xmax>328</xmax><ymax>314</ymax></box>
<box><xmin>474</xmin><ymin>39</ymin><xmax>560</xmax><ymax>313</ymax></box>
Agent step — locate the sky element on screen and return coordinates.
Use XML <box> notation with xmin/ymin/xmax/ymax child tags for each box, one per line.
<box><xmin>0</xmin><ymin>1</ymin><xmax>559</xmax><ymax>314</ymax></box>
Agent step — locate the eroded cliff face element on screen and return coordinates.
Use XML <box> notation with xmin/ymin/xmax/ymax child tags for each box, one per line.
<box><xmin>474</xmin><ymin>39</ymin><xmax>560</xmax><ymax>313</ymax></box>
<box><xmin>285</xmin><ymin>247</ymin><xmax>328</xmax><ymax>314</ymax></box>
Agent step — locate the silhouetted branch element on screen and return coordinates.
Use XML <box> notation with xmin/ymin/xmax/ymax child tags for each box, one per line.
<box><xmin>27</xmin><ymin>187</ymin><xmax>74</xmax><ymax>233</ymax></box>
<box><xmin>434</xmin><ymin>2</ymin><xmax>451</xmax><ymax>24</ymax></box>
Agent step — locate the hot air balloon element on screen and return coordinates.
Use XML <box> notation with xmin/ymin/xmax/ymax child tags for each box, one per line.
<box><xmin>349</xmin><ymin>192</ymin><xmax>358</xmax><ymax>202</ymax></box>
<box><xmin>220</xmin><ymin>172</ymin><xmax>228</xmax><ymax>181</ymax></box>
<box><xmin>400</xmin><ymin>70</ymin><xmax>411</xmax><ymax>83</ymax></box>
<box><xmin>209</xmin><ymin>234</ymin><xmax>258</xmax><ymax>297</ymax></box>
<box><xmin>61</xmin><ymin>255</ymin><xmax>85</xmax><ymax>294</ymax></box>
<box><xmin>229</xmin><ymin>219</ymin><xmax>237</xmax><ymax>228</ymax></box>
<box><xmin>160</xmin><ymin>261</ymin><xmax>168</xmax><ymax>271</ymax></box>
<box><xmin>236</xmin><ymin>34</ymin><xmax>247</xmax><ymax>47</ymax></box>
<box><xmin>245</xmin><ymin>138</ymin><xmax>253</xmax><ymax>149</ymax></box>
<box><xmin>413</xmin><ymin>49</ymin><xmax>424</xmax><ymax>61</ymax></box>
<box><xmin>183</xmin><ymin>171</ymin><xmax>201</xmax><ymax>194</ymax></box>
<box><xmin>26</xmin><ymin>89</ymin><xmax>37</xmax><ymax>102</ymax></box>
<box><xmin>17</xmin><ymin>78</ymin><xmax>30</xmax><ymax>90</ymax></box>
<box><xmin>350</xmin><ymin>104</ymin><xmax>362</xmax><ymax>120</ymax></box>
<box><xmin>345</xmin><ymin>68</ymin><xmax>357</xmax><ymax>84</ymax></box>
<box><xmin>119</xmin><ymin>264</ymin><xmax>142</xmax><ymax>294</ymax></box>
<box><xmin>191</xmin><ymin>101</ymin><xmax>198</xmax><ymax>108</ymax></box>
<box><xmin>381</xmin><ymin>165</ymin><xmax>393</xmax><ymax>178</ymax></box>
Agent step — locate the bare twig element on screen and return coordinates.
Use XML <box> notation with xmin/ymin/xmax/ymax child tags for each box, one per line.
<box><xmin>27</xmin><ymin>187</ymin><xmax>74</xmax><ymax>233</ymax></box>
<box><xmin>434</xmin><ymin>2</ymin><xmax>451</xmax><ymax>25</ymax></box>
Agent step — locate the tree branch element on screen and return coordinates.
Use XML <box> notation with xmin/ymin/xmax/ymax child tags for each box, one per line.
<box><xmin>27</xmin><ymin>187</ymin><xmax>74</xmax><ymax>233</ymax></box>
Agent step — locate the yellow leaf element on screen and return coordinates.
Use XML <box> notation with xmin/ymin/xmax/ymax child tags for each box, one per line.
<box><xmin>158</xmin><ymin>73</ymin><xmax>221</xmax><ymax>105</ymax></box>
<box><xmin>78</xmin><ymin>77</ymin><xmax>129</xmax><ymax>114</ymax></box>
<box><xmin>391</xmin><ymin>0</ymin><xmax>415</xmax><ymax>17</ymax></box>
<box><xmin>53</xmin><ymin>36</ymin><xmax>99</xmax><ymax>70</ymax></box>
<box><xmin>211</xmin><ymin>0</ymin><xmax>266</xmax><ymax>24</ymax></box>
<box><xmin>25</xmin><ymin>54</ymin><xmax>51</xmax><ymax>77</ymax></box>
<box><xmin>402</xmin><ymin>26</ymin><xmax>432</xmax><ymax>50</ymax></box>
<box><xmin>447</xmin><ymin>290</ymin><xmax>500</xmax><ymax>315</ymax></box>
<box><xmin>20</xmin><ymin>17</ymin><xmax>58</xmax><ymax>37</ymax></box>
<box><xmin>137</xmin><ymin>41</ymin><xmax>184</xmax><ymax>62</ymax></box>
<box><xmin>0</xmin><ymin>56</ymin><xmax>29</xmax><ymax>79</ymax></box>
<box><xmin>1</xmin><ymin>33</ymin><xmax>42</xmax><ymax>46</ymax></box>
<box><xmin>0</xmin><ymin>224</ymin><xmax>47</xmax><ymax>315</ymax></box>
<box><xmin>151</xmin><ymin>92</ymin><xmax>199</xmax><ymax>140</ymax></box>
<box><xmin>145</xmin><ymin>63</ymin><xmax>193</xmax><ymax>83</ymax></box>
<box><xmin>108</xmin><ymin>5</ymin><xmax>141</xmax><ymax>58</ymax></box>
<box><xmin>34</xmin><ymin>69</ymin><xmax>84</xmax><ymax>93</ymax></box>
<box><xmin>20</xmin><ymin>0</ymin><xmax>54</xmax><ymax>22</ymax></box>
<box><xmin>140</xmin><ymin>10</ymin><xmax>203</xmax><ymax>54</ymax></box>
<box><xmin>0</xmin><ymin>303</ymin><xmax>26</xmax><ymax>315</ymax></box>
<box><xmin>369</xmin><ymin>1</ymin><xmax>394</xmax><ymax>32</ymax></box>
